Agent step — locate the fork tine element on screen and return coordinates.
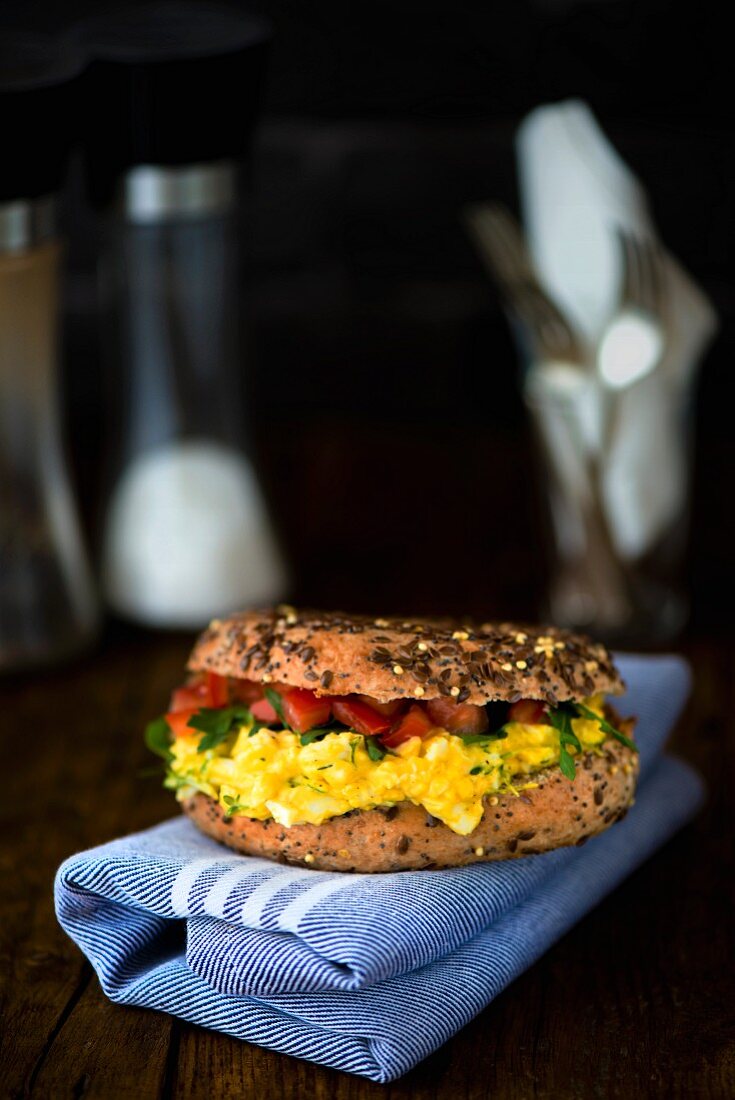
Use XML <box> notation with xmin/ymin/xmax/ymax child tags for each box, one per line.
<box><xmin>468</xmin><ymin>204</ymin><xmax>552</xmax><ymax>296</ymax></box>
<box><xmin>514</xmin><ymin>289</ymin><xmax>556</xmax><ymax>345</ymax></box>
<box><xmin>490</xmin><ymin>208</ymin><xmax>527</xmax><ymax>261</ymax></box>
<box><xmin>483</xmin><ymin>208</ymin><xmax>533</xmax><ymax>284</ymax></box>
<box><xmin>618</xmin><ymin>228</ymin><xmax>634</xmax><ymax>306</ymax></box>
<box><xmin>643</xmin><ymin>239</ymin><xmax>657</xmax><ymax>314</ymax></box>
<box><xmin>521</xmin><ymin>278</ymin><xmax>577</xmax><ymax>351</ymax></box>
<box><xmin>618</xmin><ymin>227</ymin><xmax>640</xmax><ymax>308</ymax></box>
<box><xmin>469</xmin><ymin>211</ymin><xmax>543</xmax><ymax>324</ymax></box>
<box><xmin>631</xmin><ymin>234</ymin><xmax>645</xmax><ymax>307</ymax></box>
<box><xmin>515</xmin><ymin>288</ymin><xmax>571</xmax><ymax>357</ymax></box>
<box><xmin>653</xmin><ymin>242</ymin><xmax>665</xmax><ymax>312</ymax></box>
<box><xmin>618</xmin><ymin>229</ymin><xmax>666</xmax><ymax>317</ymax></box>
<box><xmin>641</xmin><ymin>238</ymin><xmax>665</xmax><ymax>315</ymax></box>
<box><xmin>465</xmin><ymin>207</ymin><xmax>522</xmax><ymax>287</ymax></box>
<box><xmin>527</xmin><ymin>292</ymin><xmax>566</xmax><ymax>346</ymax></box>
<box><xmin>633</xmin><ymin>236</ymin><xmax>655</xmax><ymax>313</ymax></box>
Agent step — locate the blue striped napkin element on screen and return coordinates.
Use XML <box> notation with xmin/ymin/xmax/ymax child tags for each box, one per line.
<box><xmin>55</xmin><ymin>655</ymin><xmax>703</xmax><ymax>1082</ymax></box>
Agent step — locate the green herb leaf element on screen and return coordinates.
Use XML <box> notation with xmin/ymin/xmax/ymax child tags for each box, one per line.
<box><xmin>299</xmin><ymin>727</ymin><xmax>334</xmax><ymax>746</ymax></box>
<box><xmin>163</xmin><ymin>772</ymin><xmax>192</xmax><ymax>792</ymax></box>
<box><xmin>548</xmin><ymin>704</ymin><xmax>582</xmax><ymax>781</ymax></box>
<box><xmin>349</xmin><ymin>738</ymin><xmax>359</xmax><ymax>765</ymax></box>
<box><xmin>187</xmin><ymin>706</ymin><xmax>251</xmax><ymax>752</ymax></box>
<box><xmin>365</xmin><ymin>736</ymin><xmax>386</xmax><ymax>761</ymax></box>
<box><xmin>317</xmin><ymin>764</ymin><xmax>333</xmax><ymax>770</ymax></box>
<box><xmin>459</xmin><ymin>726</ymin><xmax>509</xmax><ymax>746</ymax></box>
<box><xmin>469</xmin><ymin>765</ymin><xmax>483</xmax><ymax>775</ymax></box>
<box><xmin>573</xmin><ymin>703</ymin><xmax>638</xmax><ymax>751</ymax></box>
<box><xmin>145</xmin><ymin>715</ymin><xmax>173</xmax><ymax>761</ymax></box>
<box><xmin>558</xmin><ymin>747</ymin><xmax>577</xmax><ymax>781</ymax></box>
<box><xmin>222</xmin><ymin>794</ymin><xmax>250</xmax><ymax>819</ymax></box>
<box><xmin>264</xmin><ymin>687</ymin><xmax>288</xmax><ymax>727</ymax></box>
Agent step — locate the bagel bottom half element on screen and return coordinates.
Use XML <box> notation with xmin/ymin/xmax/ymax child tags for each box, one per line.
<box><xmin>181</xmin><ymin>733</ymin><xmax>638</xmax><ymax>873</ymax></box>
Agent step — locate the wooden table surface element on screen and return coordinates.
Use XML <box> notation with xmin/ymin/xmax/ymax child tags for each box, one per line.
<box><xmin>1</xmin><ymin>626</ymin><xmax>733</xmax><ymax>1100</ymax></box>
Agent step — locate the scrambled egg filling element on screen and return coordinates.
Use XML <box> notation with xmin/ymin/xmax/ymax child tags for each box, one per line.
<box><xmin>168</xmin><ymin>695</ymin><xmax>608</xmax><ymax>836</ymax></box>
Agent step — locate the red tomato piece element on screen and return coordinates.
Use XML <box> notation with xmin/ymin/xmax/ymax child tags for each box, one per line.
<box><xmin>169</xmin><ymin>679</ymin><xmax>210</xmax><ymax>713</ymax></box>
<box><xmin>507</xmin><ymin>699</ymin><xmax>548</xmax><ymax>724</ymax></box>
<box><xmin>355</xmin><ymin>695</ymin><xmax>405</xmax><ymax>718</ymax></box>
<box><xmin>331</xmin><ymin>697</ymin><xmax>392</xmax><ymax>736</ymax></box>
<box><xmin>206</xmin><ymin>671</ymin><xmax>230</xmax><ymax>707</ymax></box>
<box><xmin>250</xmin><ymin>697</ymin><xmax>280</xmax><ymax>724</ymax></box>
<box><xmin>381</xmin><ymin>704</ymin><xmax>434</xmax><ymax>749</ymax></box>
<box><xmin>426</xmin><ymin>698</ymin><xmax>489</xmax><ymax>734</ymax></box>
<box><xmin>169</xmin><ymin>671</ymin><xmax>229</xmax><ymax>712</ymax></box>
<box><xmin>165</xmin><ymin>708</ymin><xmax>199</xmax><ymax>738</ymax></box>
<box><xmin>281</xmin><ymin>688</ymin><xmax>333</xmax><ymax>734</ymax></box>
<box><xmin>231</xmin><ymin>678</ymin><xmax>266</xmax><ymax>705</ymax></box>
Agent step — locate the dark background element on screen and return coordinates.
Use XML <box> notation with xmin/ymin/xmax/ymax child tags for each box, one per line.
<box><xmin>3</xmin><ymin>0</ymin><xmax>733</xmax><ymax>631</ymax></box>
<box><xmin>3</xmin><ymin>9</ymin><xmax>735</xmax><ymax>1095</ymax></box>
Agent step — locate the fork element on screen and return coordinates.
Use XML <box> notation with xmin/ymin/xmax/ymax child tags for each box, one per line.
<box><xmin>464</xmin><ymin>203</ymin><xmax>586</xmax><ymax>366</ymax></box>
<box><xmin>597</xmin><ymin>229</ymin><xmax>667</xmax><ymax>392</ymax></box>
<box><xmin>466</xmin><ymin>202</ymin><xmax>635</xmax><ymax>622</ymax></box>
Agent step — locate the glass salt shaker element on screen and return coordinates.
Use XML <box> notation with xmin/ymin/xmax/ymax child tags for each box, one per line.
<box><xmin>77</xmin><ymin>5</ymin><xmax>287</xmax><ymax>629</ymax></box>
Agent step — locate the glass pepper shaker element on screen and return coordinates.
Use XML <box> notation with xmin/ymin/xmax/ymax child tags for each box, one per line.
<box><xmin>0</xmin><ymin>33</ymin><xmax>99</xmax><ymax>672</ymax></box>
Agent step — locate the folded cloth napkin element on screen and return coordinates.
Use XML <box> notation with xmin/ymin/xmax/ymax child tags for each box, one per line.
<box><xmin>55</xmin><ymin>655</ymin><xmax>703</xmax><ymax>1082</ymax></box>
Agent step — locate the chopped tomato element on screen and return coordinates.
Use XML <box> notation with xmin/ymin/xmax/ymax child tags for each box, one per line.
<box><xmin>250</xmin><ymin>697</ymin><xmax>280</xmax><ymax>724</ymax></box>
<box><xmin>165</xmin><ymin>708</ymin><xmax>199</xmax><ymax>738</ymax></box>
<box><xmin>507</xmin><ymin>699</ymin><xmax>548</xmax><ymax>724</ymax></box>
<box><xmin>381</xmin><ymin>704</ymin><xmax>434</xmax><ymax>749</ymax></box>
<box><xmin>355</xmin><ymin>695</ymin><xmax>405</xmax><ymax>718</ymax></box>
<box><xmin>426</xmin><ymin>697</ymin><xmax>489</xmax><ymax>734</ymax></box>
<box><xmin>169</xmin><ymin>679</ymin><xmax>211</xmax><ymax>713</ymax></box>
<box><xmin>230</xmin><ymin>678</ymin><xmax>266</xmax><ymax>706</ymax></box>
<box><xmin>331</xmin><ymin>697</ymin><xmax>392</xmax><ymax>736</ymax></box>
<box><xmin>206</xmin><ymin>671</ymin><xmax>230</xmax><ymax>707</ymax></box>
<box><xmin>170</xmin><ymin>671</ymin><xmax>229</xmax><ymax>712</ymax></box>
<box><xmin>281</xmin><ymin>688</ymin><xmax>333</xmax><ymax>734</ymax></box>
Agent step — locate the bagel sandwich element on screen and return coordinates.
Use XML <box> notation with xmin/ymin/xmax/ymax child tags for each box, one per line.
<box><xmin>145</xmin><ymin>606</ymin><xmax>638</xmax><ymax>872</ymax></box>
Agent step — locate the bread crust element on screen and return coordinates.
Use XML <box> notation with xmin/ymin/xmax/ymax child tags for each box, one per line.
<box><xmin>181</xmin><ymin>729</ymin><xmax>638</xmax><ymax>873</ymax></box>
<box><xmin>189</xmin><ymin>607</ymin><xmax>623</xmax><ymax>707</ymax></box>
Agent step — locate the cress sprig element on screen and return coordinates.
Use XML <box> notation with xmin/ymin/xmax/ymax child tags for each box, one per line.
<box><xmin>547</xmin><ymin>706</ymin><xmax>583</xmax><ymax>780</ymax></box>
<box><xmin>549</xmin><ymin>701</ymin><xmax>637</xmax><ymax>781</ymax></box>
<box><xmin>144</xmin><ymin>716</ymin><xmax>174</xmax><ymax>761</ymax></box>
<box><xmin>186</xmin><ymin>705</ymin><xmax>255</xmax><ymax>751</ymax></box>
<box><xmin>458</xmin><ymin>726</ymin><xmax>509</xmax><ymax>746</ymax></box>
<box><xmin>573</xmin><ymin>702</ymin><xmax>637</xmax><ymax>750</ymax></box>
<box><xmin>145</xmin><ymin>706</ymin><xmax>261</xmax><ymax>760</ymax></box>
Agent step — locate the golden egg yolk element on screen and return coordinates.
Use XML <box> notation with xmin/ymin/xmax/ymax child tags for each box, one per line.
<box><xmin>167</xmin><ymin>695</ymin><xmax>612</xmax><ymax>836</ymax></box>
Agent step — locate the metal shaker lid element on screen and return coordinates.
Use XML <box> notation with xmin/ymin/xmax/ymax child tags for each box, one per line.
<box><xmin>0</xmin><ymin>195</ymin><xmax>56</xmax><ymax>255</ymax></box>
<box><xmin>0</xmin><ymin>30</ymin><xmax>84</xmax><ymax>205</ymax></box>
<box><xmin>69</xmin><ymin>3</ymin><xmax>272</xmax><ymax>207</ymax></box>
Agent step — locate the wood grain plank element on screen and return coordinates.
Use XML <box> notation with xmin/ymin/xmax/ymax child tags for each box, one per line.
<box><xmin>28</xmin><ymin>980</ymin><xmax>173</xmax><ymax>1100</ymax></box>
<box><xmin>0</xmin><ymin>629</ymin><xmax>187</xmax><ymax>1098</ymax></box>
<box><xmin>168</xmin><ymin>1021</ymin><xmax>389</xmax><ymax>1100</ymax></box>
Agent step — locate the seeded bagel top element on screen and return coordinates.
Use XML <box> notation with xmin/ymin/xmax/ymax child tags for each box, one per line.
<box><xmin>188</xmin><ymin>606</ymin><xmax>624</xmax><ymax>707</ymax></box>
